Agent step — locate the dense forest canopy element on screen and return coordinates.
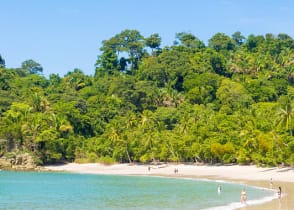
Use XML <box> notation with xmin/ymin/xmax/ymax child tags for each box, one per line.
<box><xmin>1</xmin><ymin>30</ymin><xmax>294</xmax><ymax>166</ymax></box>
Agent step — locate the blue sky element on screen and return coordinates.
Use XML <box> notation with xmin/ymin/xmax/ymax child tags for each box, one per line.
<box><xmin>1</xmin><ymin>0</ymin><xmax>294</xmax><ymax>77</ymax></box>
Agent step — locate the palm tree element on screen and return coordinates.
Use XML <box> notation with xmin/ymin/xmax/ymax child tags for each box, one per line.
<box><xmin>31</xmin><ymin>93</ymin><xmax>50</xmax><ymax>113</ymax></box>
<box><xmin>125</xmin><ymin>112</ymin><xmax>137</xmax><ymax>129</ymax></box>
<box><xmin>21</xmin><ymin>116</ymin><xmax>41</xmax><ymax>152</ymax></box>
<box><xmin>143</xmin><ymin>132</ymin><xmax>156</xmax><ymax>162</ymax></box>
<box><xmin>277</xmin><ymin>48</ymin><xmax>294</xmax><ymax>68</ymax></box>
<box><xmin>107</xmin><ymin>121</ymin><xmax>132</xmax><ymax>163</ymax></box>
<box><xmin>140</xmin><ymin>110</ymin><xmax>155</xmax><ymax>131</ymax></box>
<box><xmin>276</xmin><ymin>97</ymin><xmax>293</xmax><ymax>136</ymax></box>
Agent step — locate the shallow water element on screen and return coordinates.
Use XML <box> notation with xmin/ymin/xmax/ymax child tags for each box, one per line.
<box><xmin>0</xmin><ymin>171</ymin><xmax>274</xmax><ymax>210</ymax></box>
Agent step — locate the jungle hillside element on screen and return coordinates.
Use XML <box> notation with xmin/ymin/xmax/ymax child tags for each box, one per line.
<box><xmin>1</xmin><ymin>30</ymin><xmax>294</xmax><ymax>167</ymax></box>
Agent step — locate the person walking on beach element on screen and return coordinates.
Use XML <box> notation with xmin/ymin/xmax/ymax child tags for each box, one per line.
<box><xmin>240</xmin><ymin>189</ymin><xmax>247</xmax><ymax>204</ymax></box>
<box><xmin>174</xmin><ymin>168</ymin><xmax>178</xmax><ymax>174</ymax></box>
<box><xmin>270</xmin><ymin>178</ymin><xmax>273</xmax><ymax>189</ymax></box>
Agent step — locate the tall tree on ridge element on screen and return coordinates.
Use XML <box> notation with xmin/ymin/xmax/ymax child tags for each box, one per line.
<box><xmin>0</xmin><ymin>54</ymin><xmax>5</xmax><ymax>68</ymax></box>
<box><xmin>232</xmin><ymin>31</ymin><xmax>246</xmax><ymax>46</ymax></box>
<box><xmin>145</xmin><ymin>33</ymin><xmax>161</xmax><ymax>55</ymax></box>
<box><xmin>21</xmin><ymin>59</ymin><xmax>43</xmax><ymax>74</ymax></box>
<box><xmin>174</xmin><ymin>32</ymin><xmax>205</xmax><ymax>49</ymax></box>
<box><xmin>208</xmin><ymin>33</ymin><xmax>235</xmax><ymax>51</ymax></box>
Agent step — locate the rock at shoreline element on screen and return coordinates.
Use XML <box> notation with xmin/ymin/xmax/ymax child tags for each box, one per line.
<box><xmin>0</xmin><ymin>153</ymin><xmax>37</xmax><ymax>170</ymax></box>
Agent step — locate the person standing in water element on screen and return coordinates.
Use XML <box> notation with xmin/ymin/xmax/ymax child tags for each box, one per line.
<box><xmin>217</xmin><ymin>185</ymin><xmax>222</xmax><ymax>194</ymax></box>
<box><xmin>277</xmin><ymin>186</ymin><xmax>282</xmax><ymax>199</ymax></box>
<box><xmin>240</xmin><ymin>189</ymin><xmax>247</xmax><ymax>204</ymax></box>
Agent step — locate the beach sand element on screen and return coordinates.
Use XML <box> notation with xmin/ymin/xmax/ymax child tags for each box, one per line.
<box><xmin>44</xmin><ymin>163</ymin><xmax>294</xmax><ymax>209</ymax></box>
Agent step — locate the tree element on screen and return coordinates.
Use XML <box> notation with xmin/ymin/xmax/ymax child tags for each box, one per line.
<box><xmin>210</xmin><ymin>53</ymin><xmax>228</xmax><ymax>76</ymax></box>
<box><xmin>156</xmin><ymin>47</ymin><xmax>194</xmax><ymax>90</ymax></box>
<box><xmin>276</xmin><ymin>96</ymin><xmax>293</xmax><ymax>136</ymax></box>
<box><xmin>145</xmin><ymin>33</ymin><xmax>161</xmax><ymax>55</ymax></box>
<box><xmin>0</xmin><ymin>54</ymin><xmax>5</xmax><ymax>68</ymax></box>
<box><xmin>140</xmin><ymin>110</ymin><xmax>155</xmax><ymax>130</ymax></box>
<box><xmin>21</xmin><ymin>59</ymin><xmax>43</xmax><ymax>74</ymax></box>
<box><xmin>119</xmin><ymin>29</ymin><xmax>145</xmax><ymax>71</ymax></box>
<box><xmin>277</xmin><ymin>33</ymin><xmax>294</xmax><ymax>48</ymax></box>
<box><xmin>49</xmin><ymin>74</ymin><xmax>61</xmax><ymax>86</ymax></box>
<box><xmin>184</xmin><ymin>72</ymin><xmax>221</xmax><ymax>104</ymax></box>
<box><xmin>95</xmin><ymin>35</ymin><xmax>121</xmax><ymax>76</ymax></box>
<box><xmin>96</xmin><ymin>29</ymin><xmax>145</xmax><ymax>73</ymax></box>
<box><xmin>232</xmin><ymin>31</ymin><xmax>245</xmax><ymax>46</ymax></box>
<box><xmin>0</xmin><ymin>68</ymin><xmax>14</xmax><ymax>90</ymax></box>
<box><xmin>216</xmin><ymin>78</ymin><xmax>252</xmax><ymax>113</ymax></box>
<box><xmin>174</xmin><ymin>32</ymin><xmax>205</xmax><ymax>49</ymax></box>
<box><xmin>21</xmin><ymin>113</ymin><xmax>42</xmax><ymax>152</ymax></box>
<box><xmin>2</xmin><ymin>29</ymin><xmax>294</xmax><ymax>166</ymax></box>
<box><xmin>208</xmin><ymin>33</ymin><xmax>235</xmax><ymax>51</ymax></box>
<box><xmin>245</xmin><ymin>79</ymin><xmax>278</xmax><ymax>102</ymax></box>
<box><xmin>1</xmin><ymin>102</ymin><xmax>31</xmax><ymax>151</ymax></box>
<box><xmin>63</xmin><ymin>68</ymin><xmax>91</xmax><ymax>91</ymax></box>
<box><xmin>245</xmin><ymin>34</ymin><xmax>265</xmax><ymax>52</ymax></box>
<box><xmin>95</xmin><ymin>48</ymin><xmax>119</xmax><ymax>76</ymax></box>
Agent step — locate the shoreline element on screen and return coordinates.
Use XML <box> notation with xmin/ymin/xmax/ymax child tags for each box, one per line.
<box><xmin>43</xmin><ymin>163</ymin><xmax>294</xmax><ymax>210</ymax></box>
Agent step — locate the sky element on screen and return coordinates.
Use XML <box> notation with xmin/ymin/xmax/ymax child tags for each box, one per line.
<box><xmin>1</xmin><ymin>0</ymin><xmax>294</xmax><ymax>77</ymax></box>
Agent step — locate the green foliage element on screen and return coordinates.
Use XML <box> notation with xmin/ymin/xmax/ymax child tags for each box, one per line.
<box><xmin>174</xmin><ymin>32</ymin><xmax>205</xmax><ymax>49</ymax></box>
<box><xmin>1</xmin><ymin>30</ymin><xmax>294</xmax><ymax>166</ymax></box>
<box><xmin>216</xmin><ymin>78</ymin><xmax>252</xmax><ymax>113</ymax></box>
<box><xmin>245</xmin><ymin>79</ymin><xmax>278</xmax><ymax>102</ymax></box>
<box><xmin>145</xmin><ymin>33</ymin><xmax>161</xmax><ymax>55</ymax></box>
<box><xmin>0</xmin><ymin>54</ymin><xmax>5</xmax><ymax>68</ymax></box>
<box><xmin>208</xmin><ymin>33</ymin><xmax>235</xmax><ymax>51</ymax></box>
<box><xmin>232</xmin><ymin>31</ymin><xmax>245</xmax><ymax>46</ymax></box>
<box><xmin>21</xmin><ymin>59</ymin><xmax>43</xmax><ymax>74</ymax></box>
<box><xmin>184</xmin><ymin>72</ymin><xmax>221</xmax><ymax>104</ymax></box>
<box><xmin>246</xmin><ymin>34</ymin><xmax>265</xmax><ymax>52</ymax></box>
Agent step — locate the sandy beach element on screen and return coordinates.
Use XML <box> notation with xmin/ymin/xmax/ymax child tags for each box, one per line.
<box><xmin>44</xmin><ymin>163</ymin><xmax>294</xmax><ymax>209</ymax></box>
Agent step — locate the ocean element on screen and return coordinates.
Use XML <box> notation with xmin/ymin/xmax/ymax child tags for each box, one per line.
<box><xmin>0</xmin><ymin>171</ymin><xmax>275</xmax><ymax>210</ymax></box>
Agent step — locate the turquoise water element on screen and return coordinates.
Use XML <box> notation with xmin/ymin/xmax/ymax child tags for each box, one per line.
<box><xmin>0</xmin><ymin>171</ymin><xmax>275</xmax><ymax>210</ymax></box>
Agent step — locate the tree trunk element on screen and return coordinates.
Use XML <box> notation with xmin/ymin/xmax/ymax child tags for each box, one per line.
<box><xmin>125</xmin><ymin>144</ymin><xmax>132</xmax><ymax>163</ymax></box>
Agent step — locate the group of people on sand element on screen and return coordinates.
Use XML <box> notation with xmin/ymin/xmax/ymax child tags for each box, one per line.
<box><xmin>174</xmin><ymin>168</ymin><xmax>179</xmax><ymax>174</ymax></box>
<box><xmin>147</xmin><ymin>166</ymin><xmax>179</xmax><ymax>174</ymax></box>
